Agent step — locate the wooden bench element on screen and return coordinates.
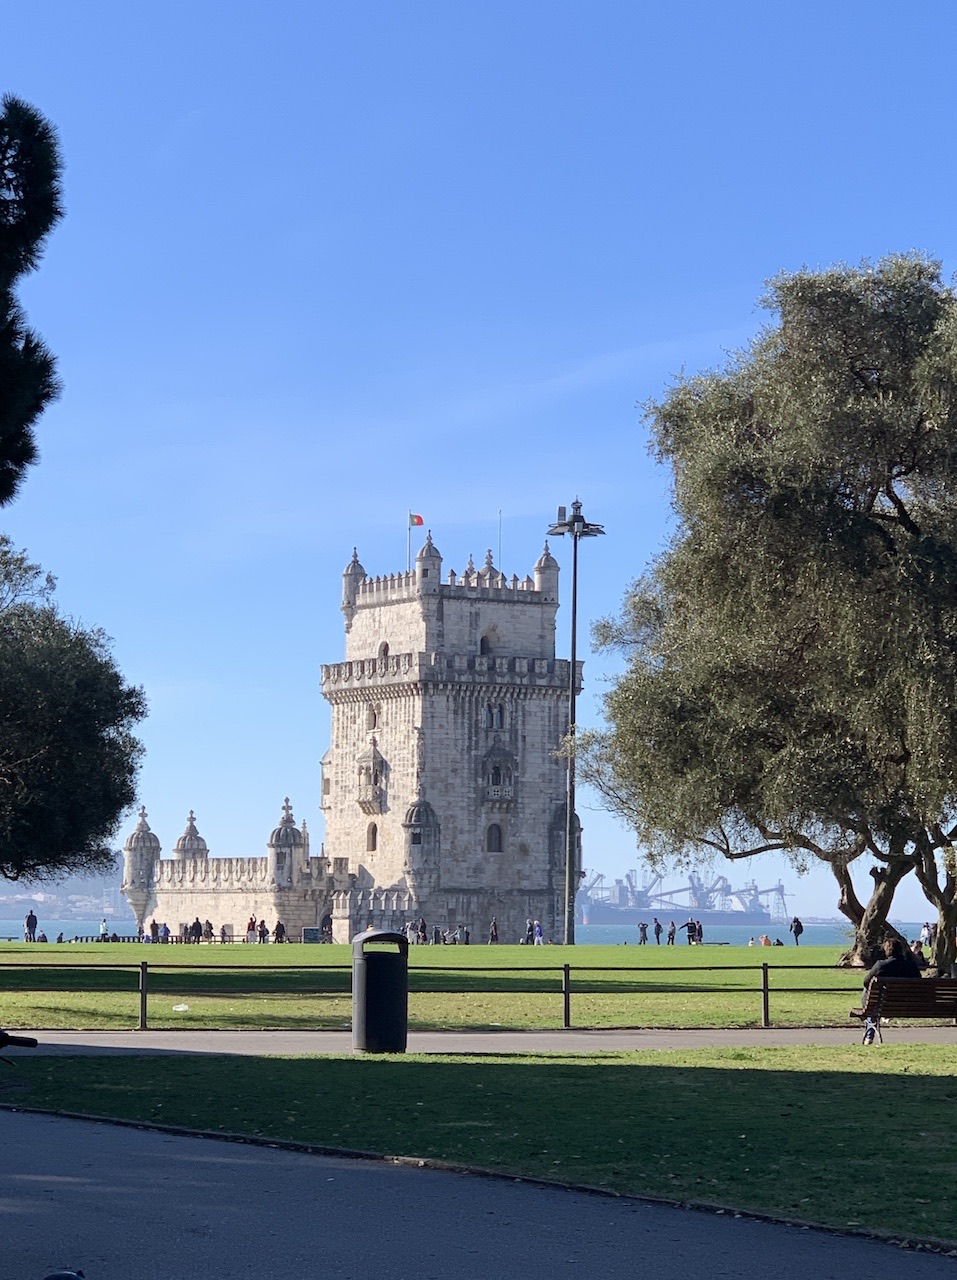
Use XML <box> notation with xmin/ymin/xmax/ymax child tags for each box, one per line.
<box><xmin>854</xmin><ymin>978</ymin><xmax>957</xmax><ymax>1042</ymax></box>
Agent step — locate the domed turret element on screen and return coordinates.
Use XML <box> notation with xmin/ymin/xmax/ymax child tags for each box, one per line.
<box><xmin>268</xmin><ymin>797</ymin><xmax>304</xmax><ymax>850</ymax></box>
<box><xmin>479</xmin><ymin>549</ymin><xmax>496</xmax><ymax>581</ymax></box>
<box><xmin>533</xmin><ymin>541</ymin><xmax>559</xmax><ymax>601</ymax></box>
<box><xmin>172</xmin><ymin>810</ymin><xmax>208</xmax><ymax>861</ymax></box>
<box><xmin>403</xmin><ymin>797</ymin><xmax>438</xmax><ymax>828</ymax></box>
<box><xmin>415</xmin><ymin>531</ymin><xmax>442</xmax><ymax>594</ymax></box>
<box><xmin>401</xmin><ymin>794</ymin><xmax>440</xmax><ymax>899</ymax></box>
<box><xmin>124</xmin><ymin>805</ymin><xmax>161</xmax><ymax>859</ymax></box>
<box><xmin>120</xmin><ymin>806</ymin><xmax>160</xmax><ymax>929</ymax></box>
<box><xmin>342</xmin><ymin>547</ymin><xmax>367</xmax><ymax>628</ymax></box>
<box><xmin>267</xmin><ymin>797</ymin><xmax>301</xmax><ymax>886</ymax></box>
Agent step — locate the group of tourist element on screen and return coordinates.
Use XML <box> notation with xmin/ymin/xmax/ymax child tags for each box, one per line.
<box><xmin>634</xmin><ymin>918</ymin><xmax>702</xmax><ymax>945</ymax></box>
<box><xmin>402</xmin><ymin>919</ymin><xmax>474</xmax><ymax>944</ymax></box>
<box><xmin>243</xmin><ymin>916</ymin><xmax>286</xmax><ymax>943</ymax></box>
<box><xmin>136</xmin><ymin>917</ymin><xmax>288</xmax><ymax>944</ymax></box>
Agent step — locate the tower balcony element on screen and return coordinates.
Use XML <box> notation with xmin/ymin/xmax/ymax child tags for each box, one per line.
<box><xmin>485</xmin><ymin>784</ymin><xmax>514</xmax><ymax>802</ymax></box>
<box><xmin>357</xmin><ymin>784</ymin><xmax>386</xmax><ymax>814</ymax></box>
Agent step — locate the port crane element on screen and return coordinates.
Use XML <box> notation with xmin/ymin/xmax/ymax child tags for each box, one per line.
<box><xmin>578</xmin><ymin>868</ymin><xmax>790</xmax><ymax>922</ymax></box>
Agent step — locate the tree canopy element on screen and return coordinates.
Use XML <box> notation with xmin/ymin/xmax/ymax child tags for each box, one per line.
<box><xmin>0</xmin><ymin>94</ymin><xmax>63</xmax><ymax>505</ymax></box>
<box><xmin>584</xmin><ymin>254</ymin><xmax>957</xmax><ymax>966</ymax></box>
<box><xmin>0</xmin><ymin>538</ymin><xmax>146</xmax><ymax>880</ymax></box>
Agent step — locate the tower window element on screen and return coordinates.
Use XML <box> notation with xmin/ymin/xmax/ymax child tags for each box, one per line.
<box><xmin>367</xmin><ymin>822</ymin><xmax>378</xmax><ymax>852</ymax></box>
<box><xmin>378</xmin><ymin>642</ymin><xmax>390</xmax><ymax>661</ymax></box>
<box><xmin>483</xmin><ymin>704</ymin><xmax>494</xmax><ymax>729</ymax></box>
<box><xmin>480</xmin><ymin>635</ymin><xmax>492</xmax><ymax>655</ymax></box>
<box><xmin>410</xmin><ymin>831</ymin><xmax>422</xmax><ymax>846</ymax></box>
<box><xmin>494</xmin><ymin>704</ymin><xmax>505</xmax><ymax>729</ymax></box>
<box><xmin>486</xmin><ymin>823</ymin><xmax>502</xmax><ymax>853</ymax></box>
<box><xmin>366</xmin><ymin>706</ymin><xmax>378</xmax><ymax>730</ymax></box>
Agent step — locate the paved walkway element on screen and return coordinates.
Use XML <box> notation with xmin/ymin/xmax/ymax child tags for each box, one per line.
<box><xmin>11</xmin><ymin>1022</ymin><xmax>957</xmax><ymax>1055</ymax></box>
<box><xmin>5</xmin><ymin>1026</ymin><xmax>956</xmax><ymax>1277</ymax></box>
<box><xmin>2</xmin><ymin>1110</ymin><xmax>956</xmax><ymax>1280</ymax></box>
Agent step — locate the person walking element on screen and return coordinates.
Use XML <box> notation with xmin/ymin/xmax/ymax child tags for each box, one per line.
<box><xmin>525</xmin><ymin>919</ymin><xmax>534</xmax><ymax>945</ymax></box>
<box><xmin>666</xmin><ymin>920</ymin><xmax>676</xmax><ymax>945</ymax></box>
<box><xmin>789</xmin><ymin>916</ymin><xmax>804</xmax><ymax>946</ymax></box>
<box><xmin>488</xmin><ymin>917</ymin><xmax>499</xmax><ymax>944</ymax></box>
<box><xmin>533</xmin><ymin>920</ymin><xmax>544</xmax><ymax>945</ymax></box>
<box><xmin>653</xmin><ymin>918</ymin><xmax>663</xmax><ymax>944</ymax></box>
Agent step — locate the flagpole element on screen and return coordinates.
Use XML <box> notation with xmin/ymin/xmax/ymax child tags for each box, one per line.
<box><xmin>407</xmin><ymin>511</ymin><xmax>411</xmax><ymax>574</ymax></box>
<box><xmin>498</xmin><ymin>509</ymin><xmax>502</xmax><ymax>565</ymax></box>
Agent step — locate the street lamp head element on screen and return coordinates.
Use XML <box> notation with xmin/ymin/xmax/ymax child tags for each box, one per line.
<box><xmin>547</xmin><ymin>498</ymin><xmax>605</xmax><ymax>539</ymax></box>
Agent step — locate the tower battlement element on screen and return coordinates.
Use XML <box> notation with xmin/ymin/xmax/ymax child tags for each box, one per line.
<box><xmin>321</xmin><ymin>651</ymin><xmax>581</xmax><ymax>695</ymax></box>
<box><xmin>340</xmin><ymin>535</ymin><xmax>561</xmax><ymax>661</ymax></box>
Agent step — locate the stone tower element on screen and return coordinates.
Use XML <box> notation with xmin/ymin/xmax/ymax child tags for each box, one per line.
<box><xmin>320</xmin><ymin>532</ymin><xmax>581</xmax><ymax>942</ymax></box>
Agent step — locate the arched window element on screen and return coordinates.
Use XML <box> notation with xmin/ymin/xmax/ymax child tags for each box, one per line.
<box><xmin>486</xmin><ymin>823</ymin><xmax>502</xmax><ymax>853</ymax></box>
<box><xmin>494</xmin><ymin>704</ymin><xmax>505</xmax><ymax>729</ymax></box>
<box><xmin>367</xmin><ymin>822</ymin><xmax>378</xmax><ymax>852</ymax></box>
<box><xmin>366</xmin><ymin>706</ymin><xmax>378</xmax><ymax>730</ymax></box>
<box><xmin>480</xmin><ymin>635</ymin><xmax>492</xmax><ymax>655</ymax></box>
<box><xmin>378</xmin><ymin>642</ymin><xmax>390</xmax><ymax>661</ymax></box>
<box><xmin>483</xmin><ymin>704</ymin><xmax>494</xmax><ymax>729</ymax></box>
<box><xmin>491</xmin><ymin>766</ymin><xmax>502</xmax><ymax>786</ymax></box>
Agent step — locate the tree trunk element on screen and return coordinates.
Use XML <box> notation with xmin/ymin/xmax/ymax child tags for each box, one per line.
<box><xmin>931</xmin><ymin>902</ymin><xmax>957</xmax><ymax>974</ymax></box>
<box><xmin>833</xmin><ymin>859</ymin><xmax>913</xmax><ymax>966</ymax></box>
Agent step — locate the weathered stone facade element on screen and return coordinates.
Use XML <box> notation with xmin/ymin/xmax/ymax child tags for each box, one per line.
<box><xmin>121</xmin><ymin>801</ymin><xmax>340</xmax><ymax>939</ymax></box>
<box><xmin>321</xmin><ymin>534</ymin><xmax>580</xmax><ymax>943</ymax></box>
<box><xmin>121</xmin><ymin>533</ymin><xmax>580</xmax><ymax>943</ymax></box>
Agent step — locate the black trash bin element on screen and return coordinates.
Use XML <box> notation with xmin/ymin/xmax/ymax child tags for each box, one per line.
<box><xmin>352</xmin><ymin>929</ymin><xmax>409</xmax><ymax>1053</ymax></box>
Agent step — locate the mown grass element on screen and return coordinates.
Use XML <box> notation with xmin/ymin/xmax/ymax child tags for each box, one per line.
<box><xmin>6</xmin><ymin>1044</ymin><xmax>956</xmax><ymax>1245</ymax></box>
<box><xmin>0</xmin><ymin>942</ymin><xmax>873</xmax><ymax>1030</ymax></box>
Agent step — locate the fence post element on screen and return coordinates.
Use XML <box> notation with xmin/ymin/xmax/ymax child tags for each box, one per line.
<box><xmin>138</xmin><ymin>961</ymin><xmax>148</xmax><ymax>1031</ymax></box>
<box><xmin>761</xmin><ymin>962</ymin><xmax>770</xmax><ymax>1028</ymax></box>
<box><xmin>562</xmin><ymin>963</ymin><xmax>571</xmax><ymax>1029</ymax></box>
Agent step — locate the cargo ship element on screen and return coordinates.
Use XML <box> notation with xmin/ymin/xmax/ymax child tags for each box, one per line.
<box><xmin>577</xmin><ymin>869</ymin><xmax>787</xmax><ymax>928</ymax></box>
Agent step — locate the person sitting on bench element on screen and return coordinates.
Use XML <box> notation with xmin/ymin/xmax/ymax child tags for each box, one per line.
<box><xmin>851</xmin><ymin>937</ymin><xmax>921</xmax><ymax>1044</ymax></box>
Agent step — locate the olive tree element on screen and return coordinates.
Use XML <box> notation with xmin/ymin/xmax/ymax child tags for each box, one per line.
<box><xmin>583</xmin><ymin>255</ymin><xmax>957</xmax><ymax>968</ymax></box>
<box><xmin>0</xmin><ymin>538</ymin><xmax>146</xmax><ymax>880</ymax></box>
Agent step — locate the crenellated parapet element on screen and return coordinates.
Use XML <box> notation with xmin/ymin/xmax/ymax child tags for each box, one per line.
<box><xmin>153</xmin><ymin>855</ymin><xmax>270</xmax><ymax>889</ymax></box>
<box><xmin>321</xmin><ymin>651</ymin><xmax>582</xmax><ymax>698</ymax></box>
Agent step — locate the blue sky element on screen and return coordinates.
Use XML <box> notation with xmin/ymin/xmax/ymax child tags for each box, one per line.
<box><xmin>2</xmin><ymin>0</ymin><xmax>954</xmax><ymax>918</ymax></box>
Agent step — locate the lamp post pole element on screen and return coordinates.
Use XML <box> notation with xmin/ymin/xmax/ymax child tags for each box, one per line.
<box><xmin>547</xmin><ymin>499</ymin><xmax>604</xmax><ymax>944</ymax></box>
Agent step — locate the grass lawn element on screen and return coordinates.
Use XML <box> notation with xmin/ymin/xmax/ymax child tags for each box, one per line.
<box><xmin>5</xmin><ymin>1044</ymin><xmax>956</xmax><ymax>1246</ymax></box>
<box><xmin>0</xmin><ymin>942</ymin><xmax>872</xmax><ymax>1030</ymax></box>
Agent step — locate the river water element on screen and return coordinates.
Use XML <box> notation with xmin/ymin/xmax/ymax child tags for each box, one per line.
<box><xmin>0</xmin><ymin>917</ymin><xmax>930</xmax><ymax>948</ymax></box>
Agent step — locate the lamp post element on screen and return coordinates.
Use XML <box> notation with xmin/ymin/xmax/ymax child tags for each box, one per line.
<box><xmin>547</xmin><ymin>499</ymin><xmax>604</xmax><ymax>944</ymax></box>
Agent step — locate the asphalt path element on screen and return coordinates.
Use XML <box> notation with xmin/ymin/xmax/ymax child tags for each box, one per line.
<box><xmin>3</xmin><ymin>1028</ymin><xmax>956</xmax><ymax>1277</ymax></box>
<box><xmin>2</xmin><ymin>1109</ymin><xmax>955</xmax><ymax>1280</ymax></box>
<box><xmin>7</xmin><ymin>1024</ymin><xmax>957</xmax><ymax>1054</ymax></box>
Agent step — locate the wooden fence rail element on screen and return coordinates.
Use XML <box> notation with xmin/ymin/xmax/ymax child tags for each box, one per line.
<box><xmin>0</xmin><ymin>959</ymin><xmax>870</xmax><ymax>1031</ymax></box>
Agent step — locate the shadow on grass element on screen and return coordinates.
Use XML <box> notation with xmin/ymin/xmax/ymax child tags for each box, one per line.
<box><xmin>8</xmin><ymin>1049</ymin><xmax>957</xmax><ymax>1244</ymax></box>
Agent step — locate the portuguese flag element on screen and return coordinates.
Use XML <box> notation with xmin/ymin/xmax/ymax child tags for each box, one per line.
<box><xmin>409</xmin><ymin>513</ymin><xmax>425</xmax><ymax>527</ymax></box>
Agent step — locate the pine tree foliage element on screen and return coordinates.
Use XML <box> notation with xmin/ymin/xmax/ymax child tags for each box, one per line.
<box><xmin>0</xmin><ymin>538</ymin><xmax>146</xmax><ymax>880</ymax></box>
<box><xmin>584</xmin><ymin>255</ymin><xmax>957</xmax><ymax>965</ymax></box>
<box><xmin>0</xmin><ymin>95</ymin><xmax>63</xmax><ymax>505</ymax></box>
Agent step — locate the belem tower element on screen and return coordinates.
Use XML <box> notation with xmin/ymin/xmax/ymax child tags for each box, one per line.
<box><xmin>121</xmin><ymin>533</ymin><xmax>581</xmax><ymax>942</ymax></box>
